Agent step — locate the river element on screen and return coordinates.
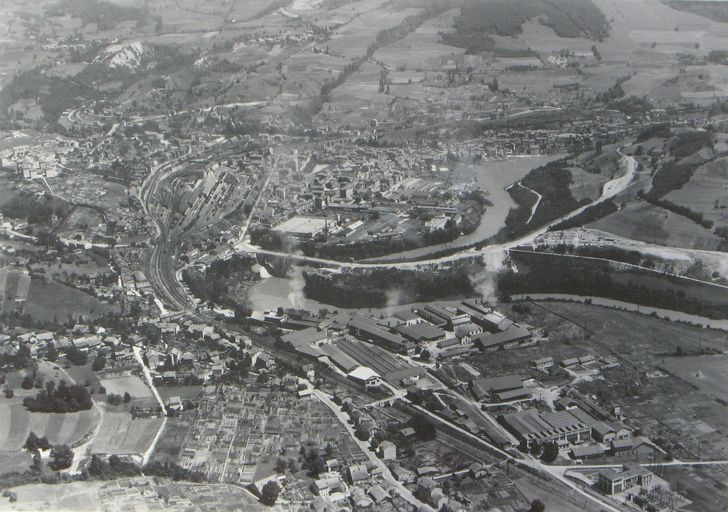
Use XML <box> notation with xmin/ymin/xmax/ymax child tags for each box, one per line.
<box><xmin>249</xmin><ymin>154</ymin><xmax>565</xmax><ymax>310</ymax></box>
<box><xmin>367</xmin><ymin>154</ymin><xmax>564</xmax><ymax>261</ymax></box>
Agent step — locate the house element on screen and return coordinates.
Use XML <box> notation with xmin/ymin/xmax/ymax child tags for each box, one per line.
<box><xmin>346</xmin><ymin>464</ymin><xmax>369</xmax><ymax>484</ymax></box>
<box><xmin>166</xmin><ymin>396</ymin><xmax>183</xmax><ymax>412</ymax></box>
<box><xmin>531</xmin><ymin>357</ymin><xmax>554</xmax><ymax>371</ymax></box>
<box><xmin>610</xmin><ymin>438</ymin><xmax>636</xmax><ymax>455</ymax></box>
<box><xmin>597</xmin><ymin>463</ymin><xmax>653</xmax><ymax>495</ymax></box>
<box><xmin>311</xmin><ymin>475</ymin><xmax>343</xmax><ymax>498</ymax></box>
<box><xmin>560</xmin><ymin>357</ymin><xmax>580</xmax><ymax>368</ymax></box>
<box><xmin>468</xmin><ymin>462</ymin><xmax>488</xmax><ymax>479</ymax></box>
<box><xmin>591</xmin><ymin>421</ymin><xmax>617</xmax><ymax>443</ymax></box>
<box><xmin>378</xmin><ymin>440</ymin><xmax>396</xmax><ymax>460</ymax></box>
<box><xmin>348</xmin><ymin>366</ymin><xmax>382</xmax><ymax>388</ymax></box>
<box><xmin>390</xmin><ymin>464</ymin><xmax>416</xmax><ymax>483</ymax></box>
<box><xmin>73</xmin><ymin>336</ymin><xmax>101</xmax><ymax>350</ymax></box>
<box><xmin>367</xmin><ymin>485</ymin><xmax>389</xmax><ymax>504</ymax></box>
<box><xmin>454</xmin><ymin>323</ymin><xmax>483</xmax><ymax>343</ymax></box>
<box><xmin>399</xmin><ymin>427</ymin><xmax>416</xmax><ymax>442</ymax></box>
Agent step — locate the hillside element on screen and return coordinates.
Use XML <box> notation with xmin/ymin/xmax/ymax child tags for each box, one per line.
<box><xmin>442</xmin><ymin>0</ymin><xmax>609</xmax><ymax>52</ymax></box>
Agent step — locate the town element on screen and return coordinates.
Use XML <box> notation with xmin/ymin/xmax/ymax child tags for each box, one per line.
<box><xmin>1</xmin><ymin>0</ymin><xmax>728</xmax><ymax>510</ymax></box>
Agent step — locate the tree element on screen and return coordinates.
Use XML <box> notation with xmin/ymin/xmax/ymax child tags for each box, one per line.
<box><xmin>260</xmin><ymin>481</ymin><xmax>280</xmax><ymax>506</ymax></box>
<box><xmin>91</xmin><ymin>354</ymin><xmax>106</xmax><ymax>372</ymax></box>
<box><xmin>49</xmin><ymin>444</ymin><xmax>74</xmax><ymax>470</ymax></box>
<box><xmin>355</xmin><ymin>424</ymin><xmax>371</xmax><ymax>441</ymax></box>
<box><xmin>25</xmin><ymin>431</ymin><xmax>51</xmax><ymax>451</ymax></box>
<box><xmin>107</xmin><ymin>393</ymin><xmax>122</xmax><ymax>406</ymax></box>
<box><xmin>66</xmin><ymin>348</ymin><xmax>88</xmax><ymax>366</ymax></box>
<box><xmin>46</xmin><ymin>346</ymin><xmax>59</xmax><ymax>362</ymax></box>
<box><xmin>530</xmin><ymin>441</ymin><xmax>542</xmax><ymax>456</ymax></box>
<box><xmin>530</xmin><ymin>499</ymin><xmax>546</xmax><ymax>512</ymax></box>
<box><xmin>541</xmin><ymin>442</ymin><xmax>559</xmax><ymax>464</ymax></box>
<box><xmin>21</xmin><ymin>375</ymin><xmax>34</xmax><ymax>390</ymax></box>
<box><xmin>275</xmin><ymin>458</ymin><xmax>287</xmax><ymax>474</ymax></box>
<box><xmin>123</xmin><ymin>392</ymin><xmax>131</xmax><ymax>403</ymax></box>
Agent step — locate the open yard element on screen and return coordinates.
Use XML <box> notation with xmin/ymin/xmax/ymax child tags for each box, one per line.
<box><xmin>100</xmin><ymin>375</ymin><xmax>154</xmax><ymax>400</ymax></box>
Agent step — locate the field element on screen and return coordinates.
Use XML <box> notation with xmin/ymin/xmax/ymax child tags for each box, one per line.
<box><xmin>664</xmin><ymin>156</ymin><xmax>728</xmax><ymax>232</ymax></box>
<box><xmin>3</xmin><ymin>477</ymin><xmax>266</xmax><ymax>512</ymax></box>
<box><xmin>660</xmin><ymin>355</ymin><xmax>728</xmax><ymax>402</ymax></box>
<box><xmin>375</xmin><ymin>8</ymin><xmax>464</xmax><ymax>70</ymax></box>
<box><xmin>91</xmin><ymin>412</ymin><xmax>163</xmax><ymax>456</ymax></box>
<box><xmin>661</xmin><ymin>465</ymin><xmax>728</xmax><ymax>512</ymax></box>
<box><xmin>589</xmin><ymin>200</ymin><xmax>723</xmax><ymax>250</ymax></box>
<box><xmin>23</xmin><ymin>278</ymin><xmax>118</xmax><ymax>323</ymax></box>
<box><xmin>100</xmin><ymin>375</ymin><xmax>154</xmax><ymax>400</ymax></box>
<box><xmin>0</xmin><ymin>270</ymin><xmax>30</xmax><ymax>315</ymax></box>
<box><xmin>0</xmin><ymin>388</ymin><xmax>99</xmax><ymax>473</ymax></box>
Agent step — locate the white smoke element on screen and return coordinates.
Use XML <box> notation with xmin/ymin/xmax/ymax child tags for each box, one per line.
<box><xmin>470</xmin><ymin>249</ymin><xmax>508</xmax><ymax>302</ymax></box>
<box><xmin>385</xmin><ymin>288</ymin><xmax>403</xmax><ymax>315</ymax></box>
<box><xmin>288</xmin><ymin>262</ymin><xmax>306</xmax><ymax>309</ymax></box>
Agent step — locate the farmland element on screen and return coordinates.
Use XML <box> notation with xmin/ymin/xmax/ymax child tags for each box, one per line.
<box><xmin>659</xmin><ymin>354</ymin><xmax>728</xmax><ymax>403</ymax></box>
<box><xmin>23</xmin><ymin>278</ymin><xmax>118</xmax><ymax>323</ymax></box>
<box><xmin>151</xmin><ymin>386</ymin><xmax>368</xmax><ymax>483</ymax></box>
<box><xmin>589</xmin><ymin>200</ymin><xmax>724</xmax><ymax>250</ymax></box>
<box><xmin>2</xmin><ymin>477</ymin><xmax>265</xmax><ymax>512</ymax></box>
<box><xmin>91</xmin><ymin>413</ymin><xmax>163</xmax><ymax>456</ymax></box>
<box><xmin>663</xmin><ymin>156</ymin><xmax>728</xmax><ymax>233</ymax></box>
<box><xmin>0</xmin><ymin>390</ymin><xmax>99</xmax><ymax>473</ymax></box>
<box><xmin>505</xmin><ymin>300</ymin><xmax>728</xmax><ymax>460</ymax></box>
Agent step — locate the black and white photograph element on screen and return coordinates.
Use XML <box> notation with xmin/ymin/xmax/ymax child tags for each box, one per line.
<box><xmin>0</xmin><ymin>0</ymin><xmax>727</xmax><ymax>510</ymax></box>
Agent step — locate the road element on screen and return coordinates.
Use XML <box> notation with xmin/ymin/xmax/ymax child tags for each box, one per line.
<box><xmin>133</xmin><ymin>346</ymin><xmax>168</xmax><ymax>466</ymax></box>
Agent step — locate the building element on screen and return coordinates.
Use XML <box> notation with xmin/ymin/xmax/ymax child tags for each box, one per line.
<box><xmin>531</xmin><ymin>357</ymin><xmax>554</xmax><ymax>370</ymax></box>
<box><xmin>570</xmin><ymin>444</ymin><xmax>605</xmax><ymax>460</ymax></box>
<box><xmin>348</xmin><ymin>316</ymin><xmax>415</xmax><ymax>355</ymax></box>
<box><xmin>454</xmin><ymin>322</ymin><xmax>483</xmax><ymax>343</ymax></box>
<box><xmin>500</xmin><ymin>409</ymin><xmax>591</xmax><ymax>448</ymax></box>
<box><xmin>597</xmin><ymin>463</ymin><xmax>653</xmax><ymax>495</ymax></box>
<box><xmin>378</xmin><ymin>440</ymin><xmax>396</xmax><ymax>460</ymax></box>
<box><xmin>471</xmin><ymin>375</ymin><xmax>527</xmax><ymax>401</ymax></box>
<box><xmin>397</xmin><ymin>322</ymin><xmax>446</xmax><ymax>343</ymax></box>
<box><xmin>474</xmin><ymin>324</ymin><xmax>531</xmax><ymax>351</ymax></box>
<box><xmin>271</xmin><ymin>216</ymin><xmax>328</xmax><ymax>239</ymax></box>
<box><xmin>348</xmin><ymin>366</ymin><xmax>382</xmax><ymax>388</ymax></box>
<box><xmin>393</xmin><ymin>310</ymin><xmax>421</xmax><ymax>326</ymax></box>
<box><xmin>415</xmin><ymin>304</ymin><xmax>469</xmax><ymax>329</ymax></box>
